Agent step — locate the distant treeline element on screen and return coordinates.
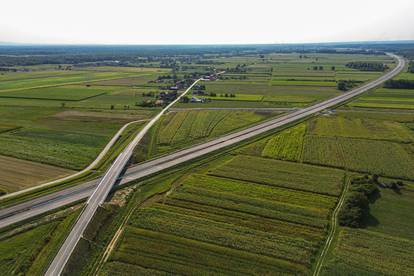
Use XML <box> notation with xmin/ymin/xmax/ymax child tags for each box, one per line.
<box><xmin>346</xmin><ymin>61</ymin><xmax>388</xmax><ymax>71</ymax></box>
<box><xmin>0</xmin><ymin>42</ymin><xmax>394</xmax><ymax>66</ymax></box>
<box><xmin>384</xmin><ymin>79</ymin><xmax>414</xmax><ymax>89</ymax></box>
<box><xmin>409</xmin><ymin>61</ymin><xmax>414</xmax><ymax>73</ymax></box>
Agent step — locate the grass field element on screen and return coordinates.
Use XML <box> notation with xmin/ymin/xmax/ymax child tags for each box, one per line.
<box><xmin>322</xmin><ymin>185</ymin><xmax>414</xmax><ymax>275</ymax></box>
<box><xmin>0</xmin><ymin>85</ymin><xmax>118</xmax><ymax>101</ymax></box>
<box><xmin>0</xmin><ymin>105</ymin><xmax>151</xmax><ymax>171</ymax></box>
<box><xmin>0</xmin><ymin>155</ymin><xmax>74</xmax><ymax>194</ymax></box>
<box><xmin>0</xmin><ymin>207</ymin><xmax>81</xmax><ymax>275</ymax></box>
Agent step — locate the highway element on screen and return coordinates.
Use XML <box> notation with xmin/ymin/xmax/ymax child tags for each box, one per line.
<box><xmin>0</xmin><ymin>54</ymin><xmax>405</xmax><ymax>233</ymax></box>
<box><xmin>45</xmin><ymin>77</ymin><xmax>203</xmax><ymax>276</ymax></box>
<box><xmin>0</xmin><ymin>54</ymin><xmax>405</xmax><ymax>274</ymax></box>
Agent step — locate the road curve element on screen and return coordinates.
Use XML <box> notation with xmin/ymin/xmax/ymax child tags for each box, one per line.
<box><xmin>0</xmin><ymin>54</ymin><xmax>404</xmax><ymax>234</ymax></box>
<box><xmin>0</xmin><ymin>119</ymin><xmax>147</xmax><ymax>201</ymax></box>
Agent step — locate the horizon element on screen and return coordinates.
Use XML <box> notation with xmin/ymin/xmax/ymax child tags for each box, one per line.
<box><xmin>1</xmin><ymin>39</ymin><xmax>414</xmax><ymax>47</ymax></box>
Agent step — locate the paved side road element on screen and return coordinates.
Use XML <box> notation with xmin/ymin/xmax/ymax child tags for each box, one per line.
<box><xmin>45</xmin><ymin>78</ymin><xmax>204</xmax><ymax>276</ymax></box>
<box><xmin>0</xmin><ymin>54</ymin><xmax>404</xmax><ymax>234</ymax></box>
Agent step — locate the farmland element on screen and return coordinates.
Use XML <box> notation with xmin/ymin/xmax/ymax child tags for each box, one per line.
<box><xmin>238</xmin><ymin>109</ymin><xmax>414</xmax><ymax>181</ymax></box>
<box><xmin>349</xmin><ymin>66</ymin><xmax>414</xmax><ymax>110</ymax></box>
<box><xmin>321</xmin><ymin>184</ymin><xmax>414</xmax><ymax>275</ymax></box>
<box><xmin>0</xmin><ymin>65</ymin><xmax>163</xmax><ymax>193</ymax></box>
<box><xmin>0</xmin><ymin>207</ymin><xmax>81</xmax><ymax>275</ymax></box>
<box><xmin>0</xmin><ymin>44</ymin><xmax>412</xmax><ymax>275</ymax></box>
<box><xmin>133</xmin><ymin>109</ymin><xmax>280</xmax><ymax>162</ymax></box>
<box><xmin>103</xmin><ymin>154</ymin><xmax>345</xmax><ymax>275</ymax></box>
<box><xmin>175</xmin><ymin>53</ymin><xmax>394</xmax><ymax>108</ymax></box>
<box><xmin>0</xmin><ymin>155</ymin><xmax>74</xmax><ymax>194</ymax></box>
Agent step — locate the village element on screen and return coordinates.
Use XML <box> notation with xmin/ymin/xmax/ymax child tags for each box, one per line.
<box><xmin>140</xmin><ymin>72</ymin><xmax>223</xmax><ymax>107</ymax></box>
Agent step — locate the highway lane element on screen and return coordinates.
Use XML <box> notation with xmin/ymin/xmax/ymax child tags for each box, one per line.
<box><xmin>45</xmin><ymin>77</ymin><xmax>204</xmax><ymax>276</ymax></box>
<box><xmin>0</xmin><ymin>54</ymin><xmax>404</xmax><ymax>234</ymax></box>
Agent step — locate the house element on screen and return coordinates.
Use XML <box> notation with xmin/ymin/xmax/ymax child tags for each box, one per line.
<box><xmin>159</xmin><ymin>91</ymin><xmax>178</xmax><ymax>102</ymax></box>
<box><xmin>190</xmin><ymin>97</ymin><xmax>206</xmax><ymax>103</ymax></box>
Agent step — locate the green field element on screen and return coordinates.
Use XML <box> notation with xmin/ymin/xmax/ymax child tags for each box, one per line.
<box><xmin>0</xmin><ymin>208</ymin><xmax>81</xmax><ymax>275</ymax></box>
<box><xmin>322</xmin><ymin>184</ymin><xmax>414</xmax><ymax>275</ymax></box>
<box><xmin>104</xmin><ymin>154</ymin><xmax>344</xmax><ymax>275</ymax></box>
<box><xmin>0</xmin><ymin>85</ymin><xmax>118</xmax><ymax>101</ymax></box>
<box><xmin>133</xmin><ymin>109</ymin><xmax>280</xmax><ymax>162</ymax></box>
<box><xmin>0</xmin><ymin>106</ymin><xmax>152</xmax><ymax>172</ymax></box>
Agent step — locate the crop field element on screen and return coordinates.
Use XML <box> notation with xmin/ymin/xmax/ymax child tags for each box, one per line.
<box><xmin>0</xmin><ymin>71</ymin><xmax>140</xmax><ymax>92</ymax></box>
<box><xmin>261</xmin><ymin>123</ymin><xmax>306</xmax><ymax>161</ymax></box>
<box><xmin>0</xmin><ymin>155</ymin><xmax>74</xmax><ymax>193</ymax></box>
<box><xmin>307</xmin><ymin>113</ymin><xmax>414</xmax><ymax>142</ymax></box>
<box><xmin>322</xmin><ymin>184</ymin><xmax>414</xmax><ymax>275</ymax></box>
<box><xmin>350</xmin><ymin>88</ymin><xmax>414</xmax><ymax>109</ymax></box>
<box><xmin>133</xmin><ymin>109</ymin><xmax>279</xmax><ymax>161</ymax></box>
<box><xmin>0</xmin><ymin>85</ymin><xmax>116</xmax><ymax>101</ymax></box>
<box><xmin>104</xmin><ymin>153</ymin><xmax>344</xmax><ymax>275</ymax></box>
<box><xmin>0</xmin><ymin>105</ymin><xmax>151</xmax><ymax>173</ymax></box>
<box><xmin>322</xmin><ymin>228</ymin><xmax>414</xmax><ymax>275</ymax></box>
<box><xmin>238</xmin><ymin>123</ymin><xmax>306</xmax><ymax>161</ymax></box>
<box><xmin>0</xmin><ymin>208</ymin><xmax>81</xmax><ymax>275</ymax></box>
<box><xmin>209</xmin><ymin>155</ymin><xmax>344</xmax><ymax>196</ymax></box>
<box><xmin>302</xmin><ymin>110</ymin><xmax>414</xmax><ymax>180</ymax></box>
<box><xmin>238</xmin><ymin>109</ymin><xmax>414</xmax><ymax>180</ymax></box>
<box><xmin>303</xmin><ymin>136</ymin><xmax>414</xmax><ymax>179</ymax></box>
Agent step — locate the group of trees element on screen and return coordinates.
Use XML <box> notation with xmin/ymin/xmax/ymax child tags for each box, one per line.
<box><xmin>157</xmin><ymin>75</ymin><xmax>177</xmax><ymax>81</ymax></box>
<box><xmin>312</xmin><ymin>66</ymin><xmax>324</xmax><ymax>71</ymax></box>
<box><xmin>338</xmin><ymin>175</ymin><xmax>380</xmax><ymax>228</ymax></box>
<box><xmin>346</xmin><ymin>61</ymin><xmax>388</xmax><ymax>72</ymax></box>
<box><xmin>384</xmin><ymin>79</ymin><xmax>414</xmax><ymax>89</ymax></box>
<box><xmin>337</xmin><ymin>80</ymin><xmax>360</xmax><ymax>91</ymax></box>
<box><xmin>338</xmin><ymin>174</ymin><xmax>405</xmax><ymax>228</ymax></box>
<box><xmin>226</xmin><ymin>64</ymin><xmax>247</xmax><ymax>73</ymax></box>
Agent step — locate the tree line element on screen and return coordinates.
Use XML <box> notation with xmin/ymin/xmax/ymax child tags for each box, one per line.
<box><xmin>346</xmin><ymin>61</ymin><xmax>388</xmax><ymax>72</ymax></box>
<box><xmin>384</xmin><ymin>79</ymin><xmax>414</xmax><ymax>89</ymax></box>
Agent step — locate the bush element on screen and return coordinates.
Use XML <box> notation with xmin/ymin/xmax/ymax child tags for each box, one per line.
<box><xmin>338</xmin><ymin>80</ymin><xmax>361</xmax><ymax>91</ymax></box>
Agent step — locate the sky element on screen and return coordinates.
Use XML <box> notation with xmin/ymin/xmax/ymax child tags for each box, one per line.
<box><xmin>1</xmin><ymin>0</ymin><xmax>414</xmax><ymax>45</ymax></box>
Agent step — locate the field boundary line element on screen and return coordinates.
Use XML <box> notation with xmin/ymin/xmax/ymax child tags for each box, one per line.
<box><xmin>0</xmin><ymin>73</ymin><xmax>153</xmax><ymax>93</ymax></box>
<box><xmin>0</xmin><ymin>119</ymin><xmax>147</xmax><ymax>201</ymax></box>
<box><xmin>312</xmin><ymin>174</ymin><xmax>350</xmax><ymax>276</ymax></box>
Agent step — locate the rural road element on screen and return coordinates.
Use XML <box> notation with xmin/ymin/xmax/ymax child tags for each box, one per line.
<box><xmin>44</xmin><ymin>77</ymin><xmax>204</xmax><ymax>276</ymax></box>
<box><xmin>0</xmin><ymin>54</ymin><xmax>405</xmax><ymax>234</ymax></box>
<box><xmin>0</xmin><ymin>118</ymin><xmax>148</xmax><ymax>201</ymax></box>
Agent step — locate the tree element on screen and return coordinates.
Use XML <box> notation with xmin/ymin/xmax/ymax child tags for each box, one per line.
<box><xmin>331</xmin><ymin>66</ymin><xmax>336</xmax><ymax>71</ymax></box>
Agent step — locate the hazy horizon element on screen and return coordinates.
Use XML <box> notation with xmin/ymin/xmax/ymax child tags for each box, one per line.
<box><xmin>2</xmin><ymin>0</ymin><xmax>414</xmax><ymax>45</ymax></box>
